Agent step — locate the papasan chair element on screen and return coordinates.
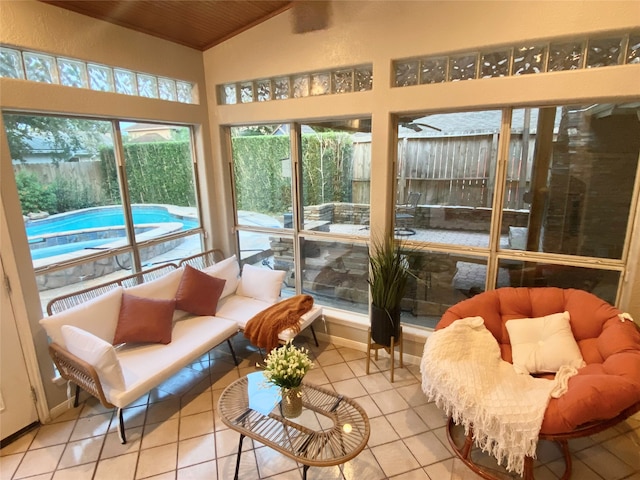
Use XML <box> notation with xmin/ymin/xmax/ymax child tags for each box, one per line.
<box><xmin>421</xmin><ymin>287</ymin><xmax>640</xmax><ymax>480</ymax></box>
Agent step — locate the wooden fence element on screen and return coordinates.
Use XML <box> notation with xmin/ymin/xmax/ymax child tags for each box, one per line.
<box><xmin>352</xmin><ymin>134</ymin><xmax>535</xmax><ymax>210</ymax></box>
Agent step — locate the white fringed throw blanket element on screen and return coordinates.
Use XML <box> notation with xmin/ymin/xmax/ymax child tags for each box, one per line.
<box><xmin>420</xmin><ymin>317</ymin><xmax>577</xmax><ymax>475</ymax></box>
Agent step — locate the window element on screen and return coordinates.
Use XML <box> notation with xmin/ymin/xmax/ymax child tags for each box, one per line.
<box><xmin>4</xmin><ymin>113</ymin><xmax>204</xmax><ymax>312</ymax></box>
<box><xmin>230</xmin><ymin>119</ymin><xmax>372</xmax><ymax>312</ymax></box>
<box><xmin>396</xmin><ymin>103</ymin><xmax>639</xmax><ymax>329</ymax></box>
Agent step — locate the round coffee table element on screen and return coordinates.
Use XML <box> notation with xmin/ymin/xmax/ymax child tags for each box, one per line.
<box><xmin>218</xmin><ymin>374</ymin><xmax>370</xmax><ymax>479</ymax></box>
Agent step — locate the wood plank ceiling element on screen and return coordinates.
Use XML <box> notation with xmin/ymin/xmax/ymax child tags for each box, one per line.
<box><xmin>39</xmin><ymin>1</ymin><xmax>293</xmax><ymax>51</ymax></box>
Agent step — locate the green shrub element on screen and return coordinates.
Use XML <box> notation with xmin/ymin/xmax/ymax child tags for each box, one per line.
<box><xmin>14</xmin><ymin>170</ymin><xmax>55</xmax><ymax>215</ymax></box>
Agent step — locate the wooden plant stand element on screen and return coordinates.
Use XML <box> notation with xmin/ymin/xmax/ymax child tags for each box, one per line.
<box><xmin>365</xmin><ymin>326</ymin><xmax>403</xmax><ymax>382</ymax></box>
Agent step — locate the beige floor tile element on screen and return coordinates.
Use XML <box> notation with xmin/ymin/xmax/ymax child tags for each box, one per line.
<box><xmin>177</xmin><ymin>433</ymin><xmax>215</xmax><ymax>469</ymax></box>
<box><xmin>135</xmin><ymin>442</ymin><xmax>178</xmax><ymax>479</ymax></box>
<box><xmin>51</xmin><ymin>462</ymin><xmax>96</xmax><ymax>480</ymax></box>
<box><xmin>100</xmin><ymin>427</ymin><xmax>143</xmax><ymax>459</ymax></box>
<box><xmin>31</xmin><ymin>421</ymin><xmax>76</xmax><ymax>449</ymax></box>
<box><xmin>391</xmin><ymin>468</ymin><xmax>431</xmax><ymax>479</ymax></box>
<box><xmin>176</xmin><ymin>459</ymin><xmax>217</xmax><ymax>479</ymax></box>
<box><xmin>575</xmin><ymin>444</ymin><xmax>636</xmax><ymax>480</ymax></box>
<box><xmin>145</xmin><ymin>398</ymin><xmax>181</xmax><ymax>424</ymax></box>
<box><xmin>396</xmin><ymin>383</ymin><xmax>430</xmax><ymax>407</ymax></box>
<box><xmin>108</xmin><ymin>405</ymin><xmax>147</xmax><ymax>434</ymax></box>
<box><xmin>385</xmin><ymin>409</ymin><xmax>429</xmax><ymax>438</ymax></box>
<box><xmin>58</xmin><ymin>436</ymin><xmax>104</xmax><ymax>469</ymax></box>
<box><xmin>1</xmin><ymin>430</ymin><xmax>36</xmax><ymax>456</ymax></box>
<box><xmin>13</xmin><ymin>444</ymin><xmax>65</xmax><ymax>479</ymax></box>
<box><xmin>323</xmin><ymin>362</ymin><xmax>356</xmax><ymax>382</ymax></box>
<box><xmin>79</xmin><ymin>399</ymin><xmax>112</xmax><ymax>418</ymax></box>
<box><xmin>332</xmin><ymin>378</ymin><xmax>368</xmax><ymax>398</ymax></box>
<box><xmin>50</xmin><ymin>406</ymin><xmax>83</xmax><ymax>424</ymax></box>
<box><xmin>178</xmin><ymin>410</ymin><xmax>214</xmax><ymax>440</ymax></box>
<box><xmin>314</xmin><ymin>348</ymin><xmax>345</xmax><ymax>367</ymax></box>
<box><xmin>338</xmin><ymin>347</ymin><xmax>366</xmax><ymax>361</ymax></box>
<box><xmin>547</xmin><ymin>457</ymin><xmax>601</xmax><ymax>480</ymax></box>
<box><xmin>370</xmin><ymin>389</ymin><xmax>409</xmax><ymax>415</ymax></box>
<box><xmin>180</xmin><ymin>389</ymin><xmax>213</xmax><ymax>417</ymax></box>
<box><xmin>601</xmin><ymin>432</ymin><xmax>640</xmax><ymax>469</ymax></box>
<box><xmin>142</xmin><ymin>419</ymin><xmax>179</xmax><ymax>450</ymax></box>
<box><xmin>358</xmin><ymin>372</ymin><xmax>393</xmax><ymax>394</ymax></box>
<box><xmin>93</xmin><ymin>452</ymin><xmax>138</xmax><ymax>480</ymax></box>
<box><xmin>214</xmin><ymin>428</ymin><xmax>253</xmax><ymax>458</ymax></box>
<box><xmin>69</xmin><ymin>413</ymin><xmax>112</xmax><ymax>442</ymax></box>
<box><xmin>304</xmin><ymin>368</ymin><xmax>330</xmax><ymax>386</ymax></box>
<box><xmin>350</xmin><ymin>358</ymin><xmax>379</xmax><ymax>377</ymax></box>
<box><xmin>216</xmin><ymin>451</ymin><xmax>259</xmax><ymax>479</ymax></box>
<box><xmin>424</xmin><ymin>458</ymin><xmax>454</xmax><ymax>480</ymax></box>
<box><xmin>304</xmin><ymin>464</ymin><xmax>341</xmax><ymax>480</ymax></box>
<box><xmin>143</xmin><ymin>471</ymin><xmax>176</xmax><ymax>480</ymax></box>
<box><xmin>413</xmin><ymin>402</ymin><xmax>448</xmax><ymax>429</ymax></box>
<box><xmin>371</xmin><ymin>439</ymin><xmax>421</xmax><ymax>477</ymax></box>
<box><xmin>0</xmin><ymin>452</ymin><xmax>24</xmax><ymax>479</ymax></box>
<box><xmin>341</xmin><ymin>448</ymin><xmax>386</xmax><ymax>480</ymax></box>
<box><xmin>352</xmin><ymin>395</ymin><xmax>383</xmax><ymax>419</ymax></box>
<box><xmin>403</xmin><ymin>431</ymin><xmax>452</xmax><ymax>467</ymax></box>
<box><xmin>254</xmin><ymin>446</ymin><xmax>299</xmax><ymax>477</ymax></box>
<box><xmin>367</xmin><ymin>416</ymin><xmax>400</xmax><ymax>447</ymax></box>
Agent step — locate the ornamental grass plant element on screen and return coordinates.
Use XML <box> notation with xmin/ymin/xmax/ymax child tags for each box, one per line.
<box><xmin>263</xmin><ymin>341</ymin><xmax>314</xmax><ymax>391</ymax></box>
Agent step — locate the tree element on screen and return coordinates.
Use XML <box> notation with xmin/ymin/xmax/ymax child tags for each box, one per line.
<box><xmin>3</xmin><ymin>113</ymin><xmax>110</xmax><ymax>163</ymax></box>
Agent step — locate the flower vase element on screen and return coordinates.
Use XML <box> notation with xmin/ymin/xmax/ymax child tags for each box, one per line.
<box><xmin>281</xmin><ymin>386</ymin><xmax>303</xmax><ymax>418</ymax></box>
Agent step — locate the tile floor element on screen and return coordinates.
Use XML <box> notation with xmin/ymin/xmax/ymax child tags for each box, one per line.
<box><xmin>1</xmin><ymin>337</ymin><xmax>639</xmax><ymax>480</ymax></box>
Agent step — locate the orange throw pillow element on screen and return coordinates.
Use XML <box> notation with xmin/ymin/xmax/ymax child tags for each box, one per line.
<box><xmin>175</xmin><ymin>264</ymin><xmax>226</xmax><ymax>316</ymax></box>
<box><xmin>113</xmin><ymin>293</ymin><xmax>175</xmax><ymax>345</ymax></box>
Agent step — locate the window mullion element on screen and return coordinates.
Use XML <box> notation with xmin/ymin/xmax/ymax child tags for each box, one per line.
<box><xmin>290</xmin><ymin>122</ymin><xmax>303</xmax><ymax>295</ymax></box>
<box><xmin>112</xmin><ymin>120</ymin><xmax>141</xmax><ymax>273</ymax></box>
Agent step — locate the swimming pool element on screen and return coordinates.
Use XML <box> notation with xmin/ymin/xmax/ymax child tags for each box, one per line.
<box><xmin>26</xmin><ymin>205</ymin><xmax>198</xmax><ymax>260</ymax></box>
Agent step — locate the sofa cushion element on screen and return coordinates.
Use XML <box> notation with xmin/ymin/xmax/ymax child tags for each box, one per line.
<box><xmin>126</xmin><ymin>267</ymin><xmax>184</xmax><ymax>300</ymax></box>
<box><xmin>61</xmin><ymin>325</ymin><xmax>126</xmax><ymax>391</ymax></box>
<box><xmin>506</xmin><ymin>311</ymin><xmax>585</xmax><ymax>374</ymax></box>
<box><xmin>40</xmin><ymin>287</ymin><xmax>123</xmax><ymax>348</ymax></box>
<box><xmin>237</xmin><ymin>264</ymin><xmax>286</xmax><ymax>304</ymax></box>
<box><xmin>203</xmin><ymin>255</ymin><xmax>240</xmax><ymax>299</ymax></box>
<box><xmin>113</xmin><ymin>293</ymin><xmax>175</xmax><ymax>345</ymax></box>
<box><xmin>175</xmin><ymin>265</ymin><xmax>225</xmax><ymax>316</ymax></box>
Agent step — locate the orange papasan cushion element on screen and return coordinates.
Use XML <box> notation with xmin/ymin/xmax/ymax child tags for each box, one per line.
<box><xmin>437</xmin><ymin>287</ymin><xmax>640</xmax><ymax>434</ymax></box>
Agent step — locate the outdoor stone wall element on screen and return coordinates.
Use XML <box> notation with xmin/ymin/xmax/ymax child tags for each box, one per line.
<box><xmin>35</xmin><ymin>237</ymin><xmax>184</xmax><ymax>291</ymax></box>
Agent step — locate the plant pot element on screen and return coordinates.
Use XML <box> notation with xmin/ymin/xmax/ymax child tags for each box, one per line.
<box><xmin>280</xmin><ymin>386</ymin><xmax>303</xmax><ymax>418</ymax></box>
<box><xmin>371</xmin><ymin>304</ymin><xmax>401</xmax><ymax>347</ymax></box>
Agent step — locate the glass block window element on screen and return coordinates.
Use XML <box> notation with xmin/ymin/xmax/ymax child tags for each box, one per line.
<box><xmin>332</xmin><ymin>70</ymin><xmax>353</xmax><ymax>93</ymax></box>
<box><xmin>0</xmin><ymin>44</ymin><xmax>195</xmax><ymax>103</ymax></box>
<box><xmin>256</xmin><ymin>79</ymin><xmax>271</xmax><ymax>101</ymax></box>
<box><xmin>158</xmin><ymin>78</ymin><xmax>176</xmax><ymax>101</ymax></box>
<box><xmin>628</xmin><ymin>35</ymin><xmax>640</xmax><ymax>64</ymax></box>
<box><xmin>311</xmin><ymin>72</ymin><xmax>330</xmax><ymax>95</ymax></box>
<box><xmin>513</xmin><ymin>45</ymin><xmax>546</xmax><ymax>75</ymax></box>
<box><xmin>88</xmin><ymin>63</ymin><xmax>114</xmax><ymax>92</ymax></box>
<box><xmin>0</xmin><ymin>47</ymin><xmax>24</xmax><ymax>79</ymax></box>
<box><xmin>293</xmin><ymin>75</ymin><xmax>310</xmax><ymax>98</ymax></box>
<box><xmin>57</xmin><ymin>58</ymin><xmax>87</xmax><ymax>88</ymax></box>
<box><xmin>240</xmin><ymin>82</ymin><xmax>253</xmax><ymax>103</ymax></box>
<box><xmin>587</xmin><ymin>37</ymin><xmax>623</xmax><ymax>68</ymax></box>
<box><xmin>481</xmin><ymin>50</ymin><xmax>511</xmax><ymax>78</ymax></box>
<box><xmin>176</xmin><ymin>81</ymin><xmax>193</xmax><ymax>104</ymax></box>
<box><xmin>394</xmin><ymin>60</ymin><xmax>419</xmax><ymax>87</ymax></box>
<box><xmin>420</xmin><ymin>57</ymin><xmax>447</xmax><ymax>84</ymax></box>
<box><xmin>24</xmin><ymin>52</ymin><xmax>57</xmax><ymax>84</ymax></box>
<box><xmin>392</xmin><ymin>30</ymin><xmax>637</xmax><ymax>88</ymax></box>
<box><xmin>354</xmin><ymin>66</ymin><xmax>373</xmax><ymax>91</ymax></box>
<box><xmin>449</xmin><ymin>54</ymin><xmax>478</xmax><ymax>81</ymax></box>
<box><xmin>548</xmin><ymin>41</ymin><xmax>584</xmax><ymax>71</ymax></box>
<box><xmin>114</xmin><ymin>68</ymin><xmax>137</xmax><ymax>95</ymax></box>
<box><xmin>217</xmin><ymin>64</ymin><xmax>373</xmax><ymax>104</ymax></box>
<box><xmin>137</xmin><ymin>73</ymin><xmax>158</xmax><ymax>98</ymax></box>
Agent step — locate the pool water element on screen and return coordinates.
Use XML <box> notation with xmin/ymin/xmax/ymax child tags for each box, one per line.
<box><xmin>26</xmin><ymin>205</ymin><xmax>198</xmax><ymax>260</ymax></box>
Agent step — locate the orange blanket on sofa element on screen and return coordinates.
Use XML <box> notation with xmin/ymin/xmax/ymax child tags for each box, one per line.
<box><xmin>244</xmin><ymin>294</ymin><xmax>314</xmax><ymax>352</ymax></box>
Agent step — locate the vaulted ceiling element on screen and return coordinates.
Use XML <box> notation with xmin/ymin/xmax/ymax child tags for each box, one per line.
<box><xmin>39</xmin><ymin>1</ymin><xmax>293</xmax><ymax>51</ymax></box>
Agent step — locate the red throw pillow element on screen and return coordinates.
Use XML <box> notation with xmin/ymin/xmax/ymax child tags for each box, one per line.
<box><xmin>113</xmin><ymin>293</ymin><xmax>175</xmax><ymax>345</ymax></box>
<box><xmin>175</xmin><ymin>264</ymin><xmax>226</xmax><ymax>316</ymax></box>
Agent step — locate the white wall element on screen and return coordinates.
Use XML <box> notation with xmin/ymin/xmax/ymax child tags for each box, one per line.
<box><xmin>203</xmin><ymin>0</ymin><xmax>640</xmax><ymax>355</ymax></box>
<box><xmin>0</xmin><ymin>0</ymin><xmax>214</xmax><ymax>410</ymax></box>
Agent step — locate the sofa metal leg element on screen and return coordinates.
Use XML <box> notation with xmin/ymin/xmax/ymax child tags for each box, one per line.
<box><xmin>73</xmin><ymin>384</ymin><xmax>80</xmax><ymax>408</ymax></box>
<box><xmin>117</xmin><ymin>408</ymin><xmax>127</xmax><ymax>444</ymax></box>
<box><xmin>227</xmin><ymin>339</ymin><xmax>239</xmax><ymax>366</ymax></box>
<box><xmin>309</xmin><ymin>325</ymin><xmax>319</xmax><ymax>347</ymax></box>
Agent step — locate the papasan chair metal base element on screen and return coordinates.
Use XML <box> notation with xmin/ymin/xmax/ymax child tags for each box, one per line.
<box><xmin>447</xmin><ymin>401</ymin><xmax>640</xmax><ymax>479</ymax></box>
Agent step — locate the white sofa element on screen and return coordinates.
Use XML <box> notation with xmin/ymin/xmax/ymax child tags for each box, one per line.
<box><xmin>40</xmin><ymin>252</ymin><xmax>322</xmax><ymax>443</ymax></box>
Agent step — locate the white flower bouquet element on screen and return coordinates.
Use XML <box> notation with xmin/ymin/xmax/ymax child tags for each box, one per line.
<box><xmin>263</xmin><ymin>341</ymin><xmax>314</xmax><ymax>391</ymax></box>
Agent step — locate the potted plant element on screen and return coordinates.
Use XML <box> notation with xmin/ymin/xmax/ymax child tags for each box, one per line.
<box><xmin>263</xmin><ymin>341</ymin><xmax>314</xmax><ymax>418</ymax></box>
<box><xmin>368</xmin><ymin>234</ymin><xmax>412</xmax><ymax>347</ymax></box>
